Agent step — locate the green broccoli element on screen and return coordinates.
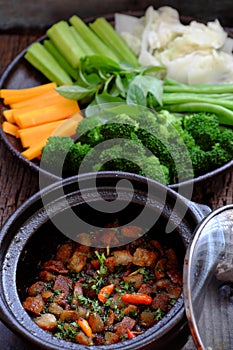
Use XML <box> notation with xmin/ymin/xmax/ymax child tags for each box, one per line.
<box><xmin>133</xmin><ymin>112</ymin><xmax>167</xmax><ymax>157</ymax></box>
<box><xmin>189</xmin><ymin>143</ymin><xmax>231</xmax><ymax>177</ymax></box>
<box><xmin>41</xmin><ymin>110</ymin><xmax>233</xmax><ymax>185</ymax></box>
<box><xmin>76</xmin><ymin>116</ymin><xmax>104</xmax><ymax>147</ymax></box>
<box><xmin>183</xmin><ymin>112</ymin><xmax>233</xmax><ymax>177</ymax></box>
<box><xmin>95</xmin><ymin>134</ymin><xmax>146</xmax><ymax>174</ymax></box>
<box><xmin>64</xmin><ymin>142</ymin><xmax>92</xmax><ymax>176</ymax></box>
<box><xmin>218</xmin><ymin>127</ymin><xmax>233</xmax><ymax>156</ymax></box>
<box><xmin>140</xmin><ymin>156</ymin><xmax>170</xmax><ymax>184</ymax></box>
<box><xmin>183</xmin><ymin>113</ymin><xmax>220</xmax><ymax>151</ymax></box>
<box><xmin>133</xmin><ymin>110</ymin><xmax>193</xmax><ymax>183</ymax></box>
<box><xmin>41</xmin><ymin>136</ymin><xmax>74</xmax><ymax>176</ymax></box>
<box><xmin>100</xmin><ymin>113</ymin><xmax>139</xmax><ymax>140</ymax></box>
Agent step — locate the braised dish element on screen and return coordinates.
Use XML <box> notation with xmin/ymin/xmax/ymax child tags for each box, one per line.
<box><xmin>22</xmin><ymin>224</ymin><xmax>182</xmax><ymax>346</ymax></box>
<box><xmin>0</xmin><ymin>172</ymin><xmax>211</xmax><ymax>349</ymax></box>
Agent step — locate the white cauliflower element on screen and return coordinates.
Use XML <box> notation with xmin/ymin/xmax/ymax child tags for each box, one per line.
<box><xmin>115</xmin><ymin>6</ymin><xmax>233</xmax><ymax>85</ymax></box>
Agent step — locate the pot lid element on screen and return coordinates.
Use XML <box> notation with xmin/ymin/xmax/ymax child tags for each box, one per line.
<box><xmin>183</xmin><ymin>204</ymin><xmax>233</xmax><ymax>349</ymax></box>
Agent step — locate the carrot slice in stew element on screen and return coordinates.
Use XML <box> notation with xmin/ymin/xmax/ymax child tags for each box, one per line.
<box><xmin>121</xmin><ymin>293</ymin><xmax>152</xmax><ymax>305</ymax></box>
<box><xmin>98</xmin><ymin>284</ymin><xmax>115</xmax><ymax>304</ymax></box>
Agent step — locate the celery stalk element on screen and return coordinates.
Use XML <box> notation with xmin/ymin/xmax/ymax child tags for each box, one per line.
<box><xmin>69</xmin><ymin>26</ymin><xmax>95</xmax><ymax>56</ymax></box>
<box><xmin>69</xmin><ymin>15</ymin><xmax>119</xmax><ymax>62</ymax></box>
<box><xmin>43</xmin><ymin>39</ymin><xmax>78</xmax><ymax>80</ymax></box>
<box><xmin>24</xmin><ymin>42</ymin><xmax>73</xmax><ymax>85</ymax></box>
<box><xmin>46</xmin><ymin>20</ymin><xmax>85</xmax><ymax>68</ymax></box>
<box><xmin>89</xmin><ymin>17</ymin><xmax>139</xmax><ymax>67</ymax></box>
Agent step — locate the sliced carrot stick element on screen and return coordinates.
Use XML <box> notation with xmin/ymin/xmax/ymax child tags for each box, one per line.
<box><xmin>3</xmin><ymin>109</ymin><xmax>15</xmax><ymax>123</ymax></box>
<box><xmin>9</xmin><ymin>88</ymin><xmax>69</xmax><ymax>110</ymax></box>
<box><xmin>18</xmin><ymin>120</ymin><xmax>64</xmax><ymax>148</ymax></box>
<box><xmin>0</xmin><ymin>82</ymin><xmax>57</xmax><ymax>105</ymax></box>
<box><xmin>2</xmin><ymin>121</ymin><xmax>19</xmax><ymax>137</ymax></box>
<box><xmin>54</xmin><ymin>112</ymin><xmax>83</xmax><ymax>137</ymax></box>
<box><xmin>14</xmin><ymin>100</ymin><xmax>80</xmax><ymax>128</ymax></box>
<box><xmin>21</xmin><ymin>138</ymin><xmax>48</xmax><ymax>160</ymax></box>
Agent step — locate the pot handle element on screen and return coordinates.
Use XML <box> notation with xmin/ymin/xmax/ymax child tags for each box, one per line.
<box><xmin>192</xmin><ymin>202</ymin><xmax>212</xmax><ymax>219</ymax></box>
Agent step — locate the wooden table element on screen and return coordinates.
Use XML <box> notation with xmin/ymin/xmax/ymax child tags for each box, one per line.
<box><xmin>0</xmin><ymin>31</ymin><xmax>233</xmax><ymax>350</ymax></box>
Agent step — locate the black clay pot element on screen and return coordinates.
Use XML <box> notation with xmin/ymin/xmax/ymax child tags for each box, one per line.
<box><xmin>0</xmin><ymin>172</ymin><xmax>211</xmax><ymax>350</ymax></box>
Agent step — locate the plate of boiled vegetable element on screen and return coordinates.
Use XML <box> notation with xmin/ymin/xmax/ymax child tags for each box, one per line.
<box><xmin>1</xmin><ymin>6</ymin><xmax>233</xmax><ymax>187</ymax></box>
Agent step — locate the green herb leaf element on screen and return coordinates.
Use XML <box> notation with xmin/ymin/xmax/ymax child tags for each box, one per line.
<box><xmin>95</xmin><ymin>93</ymin><xmax>125</xmax><ymax>105</ymax></box>
<box><xmin>127</xmin><ymin>84</ymin><xmax>147</xmax><ymax>106</ymax></box>
<box><xmin>115</xmin><ymin>74</ymin><xmax>126</xmax><ymax>97</ymax></box>
<box><xmin>81</xmin><ymin>55</ymin><xmax>121</xmax><ymax>73</ymax></box>
<box><xmin>56</xmin><ymin>84</ymin><xmax>97</xmax><ymax>100</ymax></box>
<box><xmin>128</xmin><ymin>75</ymin><xmax>163</xmax><ymax>106</ymax></box>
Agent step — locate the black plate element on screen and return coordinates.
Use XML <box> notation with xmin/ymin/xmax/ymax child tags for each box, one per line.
<box><xmin>0</xmin><ymin>13</ymin><xmax>233</xmax><ymax>186</ymax></box>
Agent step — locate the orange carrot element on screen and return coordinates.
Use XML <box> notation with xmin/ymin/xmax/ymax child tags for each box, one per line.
<box><xmin>18</xmin><ymin>120</ymin><xmax>64</xmax><ymax>148</ymax></box>
<box><xmin>1</xmin><ymin>82</ymin><xmax>82</xmax><ymax>161</ymax></box>
<box><xmin>127</xmin><ymin>328</ymin><xmax>136</xmax><ymax>339</ymax></box>
<box><xmin>14</xmin><ymin>100</ymin><xmax>80</xmax><ymax>128</ymax></box>
<box><xmin>2</xmin><ymin>121</ymin><xmax>19</xmax><ymax>137</ymax></box>
<box><xmin>77</xmin><ymin>317</ymin><xmax>93</xmax><ymax>338</ymax></box>
<box><xmin>9</xmin><ymin>88</ymin><xmax>69</xmax><ymax>110</ymax></box>
<box><xmin>121</xmin><ymin>293</ymin><xmax>152</xmax><ymax>305</ymax></box>
<box><xmin>53</xmin><ymin>112</ymin><xmax>83</xmax><ymax>137</ymax></box>
<box><xmin>0</xmin><ymin>82</ymin><xmax>57</xmax><ymax>104</ymax></box>
<box><xmin>98</xmin><ymin>284</ymin><xmax>114</xmax><ymax>304</ymax></box>
<box><xmin>3</xmin><ymin>109</ymin><xmax>15</xmax><ymax>123</ymax></box>
<box><xmin>21</xmin><ymin>138</ymin><xmax>48</xmax><ymax>160</ymax></box>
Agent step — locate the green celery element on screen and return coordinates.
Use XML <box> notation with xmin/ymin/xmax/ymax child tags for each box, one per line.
<box><xmin>43</xmin><ymin>39</ymin><xmax>78</xmax><ymax>80</ymax></box>
<box><xmin>69</xmin><ymin>15</ymin><xmax>119</xmax><ymax>62</ymax></box>
<box><xmin>24</xmin><ymin>42</ymin><xmax>73</xmax><ymax>85</ymax></box>
<box><xmin>46</xmin><ymin>20</ymin><xmax>85</xmax><ymax>68</ymax></box>
<box><xmin>89</xmin><ymin>17</ymin><xmax>139</xmax><ymax>67</ymax></box>
<box><xmin>69</xmin><ymin>26</ymin><xmax>95</xmax><ymax>56</ymax></box>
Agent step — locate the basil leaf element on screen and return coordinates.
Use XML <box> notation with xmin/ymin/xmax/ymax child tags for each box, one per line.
<box><xmin>95</xmin><ymin>92</ymin><xmax>125</xmax><ymax>105</ymax></box>
<box><xmin>115</xmin><ymin>74</ymin><xmax>126</xmax><ymax>97</ymax></box>
<box><xmin>56</xmin><ymin>85</ymin><xmax>97</xmax><ymax>100</ymax></box>
<box><xmin>126</xmin><ymin>84</ymin><xmax>147</xmax><ymax>106</ymax></box>
<box><xmin>81</xmin><ymin>55</ymin><xmax>121</xmax><ymax>73</ymax></box>
<box><xmin>85</xmin><ymin>73</ymin><xmax>102</xmax><ymax>86</ymax></box>
<box><xmin>129</xmin><ymin>75</ymin><xmax>163</xmax><ymax>106</ymax></box>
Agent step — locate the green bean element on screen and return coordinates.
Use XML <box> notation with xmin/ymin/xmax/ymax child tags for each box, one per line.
<box><xmin>160</xmin><ymin>102</ymin><xmax>233</xmax><ymax>126</ymax></box>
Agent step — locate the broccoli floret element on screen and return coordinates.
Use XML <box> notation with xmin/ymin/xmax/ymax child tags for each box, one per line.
<box><xmin>189</xmin><ymin>142</ymin><xmax>232</xmax><ymax>178</ymax></box>
<box><xmin>100</xmin><ymin>113</ymin><xmax>139</xmax><ymax>140</ymax></box>
<box><xmin>163</xmin><ymin>127</ymin><xmax>194</xmax><ymax>183</ymax></box>
<box><xmin>64</xmin><ymin>142</ymin><xmax>92</xmax><ymax>176</ymax></box>
<box><xmin>76</xmin><ymin>116</ymin><xmax>104</xmax><ymax>147</ymax></box>
<box><xmin>133</xmin><ymin>112</ymin><xmax>170</xmax><ymax>164</ymax></box>
<box><xmin>94</xmin><ymin>134</ymin><xmax>146</xmax><ymax>174</ymax></box>
<box><xmin>41</xmin><ymin>136</ymin><xmax>74</xmax><ymax>176</ymax></box>
<box><xmin>140</xmin><ymin>156</ymin><xmax>170</xmax><ymax>184</ymax></box>
<box><xmin>183</xmin><ymin>113</ymin><xmax>220</xmax><ymax>151</ymax></box>
<box><xmin>132</xmin><ymin>110</ymin><xmax>194</xmax><ymax>183</ymax></box>
<box><xmin>188</xmin><ymin>146</ymin><xmax>211</xmax><ymax>177</ymax></box>
<box><xmin>218</xmin><ymin>128</ymin><xmax>233</xmax><ymax>156</ymax></box>
<box><xmin>207</xmin><ymin>144</ymin><xmax>232</xmax><ymax>169</ymax></box>
<box><xmin>183</xmin><ymin>113</ymin><xmax>233</xmax><ymax>177</ymax></box>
